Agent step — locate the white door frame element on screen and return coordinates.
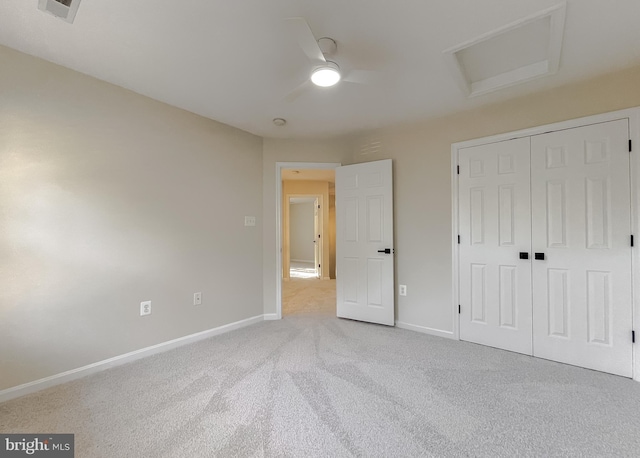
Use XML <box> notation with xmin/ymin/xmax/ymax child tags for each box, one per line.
<box><xmin>284</xmin><ymin>194</ymin><xmax>323</xmax><ymax>280</ymax></box>
<box><xmin>451</xmin><ymin>106</ymin><xmax>640</xmax><ymax>381</ymax></box>
<box><xmin>275</xmin><ymin>162</ymin><xmax>341</xmax><ymax>319</ymax></box>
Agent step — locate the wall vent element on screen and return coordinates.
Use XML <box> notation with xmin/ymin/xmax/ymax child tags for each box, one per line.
<box><xmin>38</xmin><ymin>0</ymin><xmax>82</xmax><ymax>23</ymax></box>
<box><xmin>360</xmin><ymin>138</ymin><xmax>382</xmax><ymax>156</ymax></box>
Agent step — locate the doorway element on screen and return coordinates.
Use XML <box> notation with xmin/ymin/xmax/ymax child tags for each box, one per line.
<box><xmin>288</xmin><ymin>196</ymin><xmax>320</xmax><ymax>279</ymax></box>
<box><xmin>277</xmin><ymin>164</ymin><xmax>339</xmax><ymax>317</ymax></box>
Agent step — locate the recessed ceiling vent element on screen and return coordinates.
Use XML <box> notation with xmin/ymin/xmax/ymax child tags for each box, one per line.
<box><xmin>443</xmin><ymin>2</ymin><xmax>566</xmax><ymax>97</ymax></box>
<box><xmin>38</xmin><ymin>0</ymin><xmax>82</xmax><ymax>24</ymax></box>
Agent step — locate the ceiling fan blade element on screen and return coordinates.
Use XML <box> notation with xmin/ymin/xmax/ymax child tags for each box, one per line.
<box><xmin>342</xmin><ymin>69</ymin><xmax>378</xmax><ymax>85</ymax></box>
<box><xmin>285</xmin><ymin>17</ymin><xmax>326</xmax><ymax>64</ymax></box>
<box><xmin>285</xmin><ymin>80</ymin><xmax>313</xmax><ymax>103</ymax></box>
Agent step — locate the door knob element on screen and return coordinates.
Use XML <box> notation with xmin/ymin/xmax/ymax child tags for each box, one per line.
<box><xmin>535</xmin><ymin>252</ymin><xmax>545</xmax><ymax>260</ymax></box>
<box><xmin>377</xmin><ymin>248</ymin><xmax>392</xmax><ymax>254</ymax></box>
<box><xmin>519</xmin><ymin>252</ymin><xmax>529</xmax><ymax>260</ymax></box>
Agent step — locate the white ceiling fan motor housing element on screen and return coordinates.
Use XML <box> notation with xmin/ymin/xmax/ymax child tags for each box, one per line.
<box><xmin>317</xmin><ymin>37</ymin><xmax>337</xmax><ymax>57</ymax></box>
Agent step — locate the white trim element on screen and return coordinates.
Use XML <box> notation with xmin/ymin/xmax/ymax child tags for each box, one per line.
<box><xmin>263</xmin><ymin>313</ymin><xmax>279</xmax><ymax>321</ymax></box>
<box><xmin>0</xmin><ymin>314</ymin><xmax>265</xmax><ymax>403</ymax></box>
<box><xmin>451</xmin><ymin>143</ymin><xmax>461</xmax><ymax>341</ymax></box>
<box><xmin>275</xmin><ymin>162</ymin><xmax>341</xmax><ymax>320</ymax></box>
<box><xmin>396</xmin><ymin>321</ymin><xmax>456</xmax><ymax>340</ymax></box>
<box><xmin>290</xmin><ymin>259</ymin><xmax>315</xmax><ymax>263</ymax></box>
<box><xmin>630</xmin><ymin>110</ymin><xmax>640</xmax><ymax>383</ymax></box>
<box><xmin>453</xmin><ymin>107</ymin><xmax>640</xmax><ymax>150</ymax></box>
<box><xmin>451</xmin><ymin>106</ymin><xmax>640</xmax><ymax>382</ymax></box>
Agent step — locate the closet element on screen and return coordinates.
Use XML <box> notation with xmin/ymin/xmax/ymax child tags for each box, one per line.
<box><xmin>457</xmin><ymin>119</ymin><xmax>633</xmax><ymax>377</ymax></box>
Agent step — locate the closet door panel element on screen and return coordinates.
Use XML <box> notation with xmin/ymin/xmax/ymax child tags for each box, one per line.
<box><xmin>459</xmin><ymin>138</ymin><xmax>533</xmax><ymax>354</ymax></box>
<box><xmin>530</xmin><ymin>119</ymin><xmax>633</xmax><ymax>377</ymax></box>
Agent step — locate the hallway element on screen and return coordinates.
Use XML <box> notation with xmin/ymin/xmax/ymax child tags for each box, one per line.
<box><xmin>282</xmin><ymin>277</ymin><xmax>336</xmax><ymax>316</ymax></box>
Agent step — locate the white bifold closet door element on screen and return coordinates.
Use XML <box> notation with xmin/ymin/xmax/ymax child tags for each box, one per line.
<box><xmin>459</xmin><ymin>137</ymin><xmax>533</xmax><ymax>355</ymax></box>
<box><xmin>459</xmin><ymin>119</ymin><xmax>633</xmax><ymax>377</ymax></box>
<box><xmin>530</xmin><ymin>120</ymin><xmax>632</xmax><ymax>377</ymax></box>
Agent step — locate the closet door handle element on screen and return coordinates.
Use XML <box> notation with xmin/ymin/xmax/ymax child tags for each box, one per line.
<box><xmin>519</xmin><ymin>252</ymin><xmax>529</xmax><ymax>260</ymax></box>
<box><xmin>535</xmin><ymin>252</ymin><xmax>545</xmax><ymax>260</ymax></box>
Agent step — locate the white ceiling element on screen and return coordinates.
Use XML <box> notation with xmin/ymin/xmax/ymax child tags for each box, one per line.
<box><xmin>2</xmin><ymin>1</ymin><xmax>640</xmax><ymax>139</ymax></box>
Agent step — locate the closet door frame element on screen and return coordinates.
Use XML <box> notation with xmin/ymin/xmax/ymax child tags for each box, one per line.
<box><xmin>451</xmin><ymin>106</ymin><xmax>640</xmax><ymax>382</ymax></box>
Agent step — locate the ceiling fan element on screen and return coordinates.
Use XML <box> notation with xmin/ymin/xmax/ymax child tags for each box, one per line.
<box><xmin>284</xmin><ymin>17</ymin><xmax>375</xmax><ymax>101</ymax></box>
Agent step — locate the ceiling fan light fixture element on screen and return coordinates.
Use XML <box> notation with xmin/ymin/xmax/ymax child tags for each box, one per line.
<box><xmin>311</xmin><ymin>62</ymin><xmax>341</xmax><ymax>87</ymax></box>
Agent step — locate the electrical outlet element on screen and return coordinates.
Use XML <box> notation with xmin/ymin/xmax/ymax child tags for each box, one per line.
<box><xmin>244</xmin><ymin>216</ymin><xmax>256</xmax><ymax>227</ymax></box>
<box><xmin>193</xmin><ymin>292</ymin><xmax>202</xmax><ymax>306</ymax></box>
<box><xmin>140</xmin><ymin>300</ymin><xmax>151</xmax><ymax>316</ymax></box>
<box><xmin>399</xmin><ymin>285</ymin><xmax>407</xmax><ymax>296</ymax></box>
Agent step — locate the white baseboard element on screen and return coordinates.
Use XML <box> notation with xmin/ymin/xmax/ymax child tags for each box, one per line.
<box><xmin>263</xmin><ymin>313</ymin><xmax>280</xmax><ymax>320</ymax></box>
<box><xmin>395</xmin><ymin>321</ymin><xmax>456</xmax><ymax>340</ymax></box>
<box><xmin>0</xmin><ymin>314</ymin><xmax>265</xmax><ymax>404</ymax></box>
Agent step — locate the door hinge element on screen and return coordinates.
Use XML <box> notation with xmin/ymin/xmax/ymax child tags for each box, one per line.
<box><xmin>457</xmin><ymin>165</ymin><xmax>460</xmax><ymax>175</ymax></box>
<box><xmin>631</xmin><ymin>235</ymin><xmax>634</xmax><ymax>247</ymax></box>
<box><xmin>318</xmin><ymin>204</ymin><xmax>321</xmax><ymax>209</ymax></box>
<box><xmin>457</xmin><ymin>235</ymin><xmax>461</xmax><ymax>244</ymax></box>
<box><xmin>458</xmin><ymin>304</ymin><xmax>461</xmax><ymax>314</ymax></box>
<box><xmin>318</xmin><ymin>264</ymin><xmax>321</xmax><ymax>268</ymax></box>
<box><xmin>630</xmin><ymin>139</ymin><xmax>632</xmax><ymax>152</ymax></box>
<box><xmin>633</xmin><ymin>330</ymin><xmax>636</xmax><ymax>343</ymax></box>
<box><xmin>318</xmin><ymin>234</ymin><xmax>321</xmax><ymax>238</ymax></box>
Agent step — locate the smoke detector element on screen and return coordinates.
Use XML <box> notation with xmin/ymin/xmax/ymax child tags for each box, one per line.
<box><xmin>38</xmin><ymin>0</ymin><xmax>82</xmax><ymax>23</ymax></box>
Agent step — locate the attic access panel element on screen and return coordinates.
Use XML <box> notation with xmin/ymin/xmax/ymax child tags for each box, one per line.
<box><xmin>444</xmin><ymin>2</ymin><xmax>566</xmax><ymax>98</ymax></box>
<box><xmin>38</xmin><ymin>0</ymin><xmax>82</xmax><ymax>23</ymax></box>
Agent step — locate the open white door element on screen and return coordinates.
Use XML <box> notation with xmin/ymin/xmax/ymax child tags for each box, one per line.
<box><xmin>336</xmin><ymin>159</ymin><xmax>394</xmax><ymax>326</ymax></box>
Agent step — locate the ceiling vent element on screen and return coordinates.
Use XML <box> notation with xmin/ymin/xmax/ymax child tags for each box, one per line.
<box><xmin>443</xmin><ymin>2</ymin><xmax>566</xmax><ymax>98</ymax></box>
<box><xmin>38</xmin><ymin>0</ymin><xmax>82</xmax><ymax>23</ymax></box>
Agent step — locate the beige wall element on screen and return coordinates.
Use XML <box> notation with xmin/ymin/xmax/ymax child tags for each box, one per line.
<box><xmin>0</xmin><ymin>46</ymin><xmax>264</xmax><ymax>391</ymax></box>
<box><xmin>262</xmin><ymin>139</ymin><xmax>351</xmax><ymax>315</ymax></box>
<box><xmin>349</xmin><ymin>64</ymin><xmax>640</xmax><ymax>334</ymax></box>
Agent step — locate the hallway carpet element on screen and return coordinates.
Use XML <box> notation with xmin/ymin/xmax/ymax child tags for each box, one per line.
<box><xmin>2</xmin><ymin>313</ymin><xmax>640</xmax><ymax>456</ymax></box>
<box><xmin>282</xmin><ymin>277</ymin><xmax>335</xmax><ymax>316</ymax></box>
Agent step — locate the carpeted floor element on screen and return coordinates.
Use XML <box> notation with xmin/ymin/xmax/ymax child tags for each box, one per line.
<box><xmin>282</xmin><ymin>276</ymin><xmax>336</xmax><ymax>316</ymax></box>
<box><xmin>2</xmin><ymin>311</ymin><xmax>640</xmax><ymax>457</ymax></box>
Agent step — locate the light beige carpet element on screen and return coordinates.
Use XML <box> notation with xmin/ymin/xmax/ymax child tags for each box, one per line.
<box><xmin>282</xmin><ymin>278</ymin><xmax>335</xmax><ymax>316</ymax></box>
<box><xmin>2</xmin><ymin>308</ymin><xmax>640</xmax><ymax>456</ymax></box>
